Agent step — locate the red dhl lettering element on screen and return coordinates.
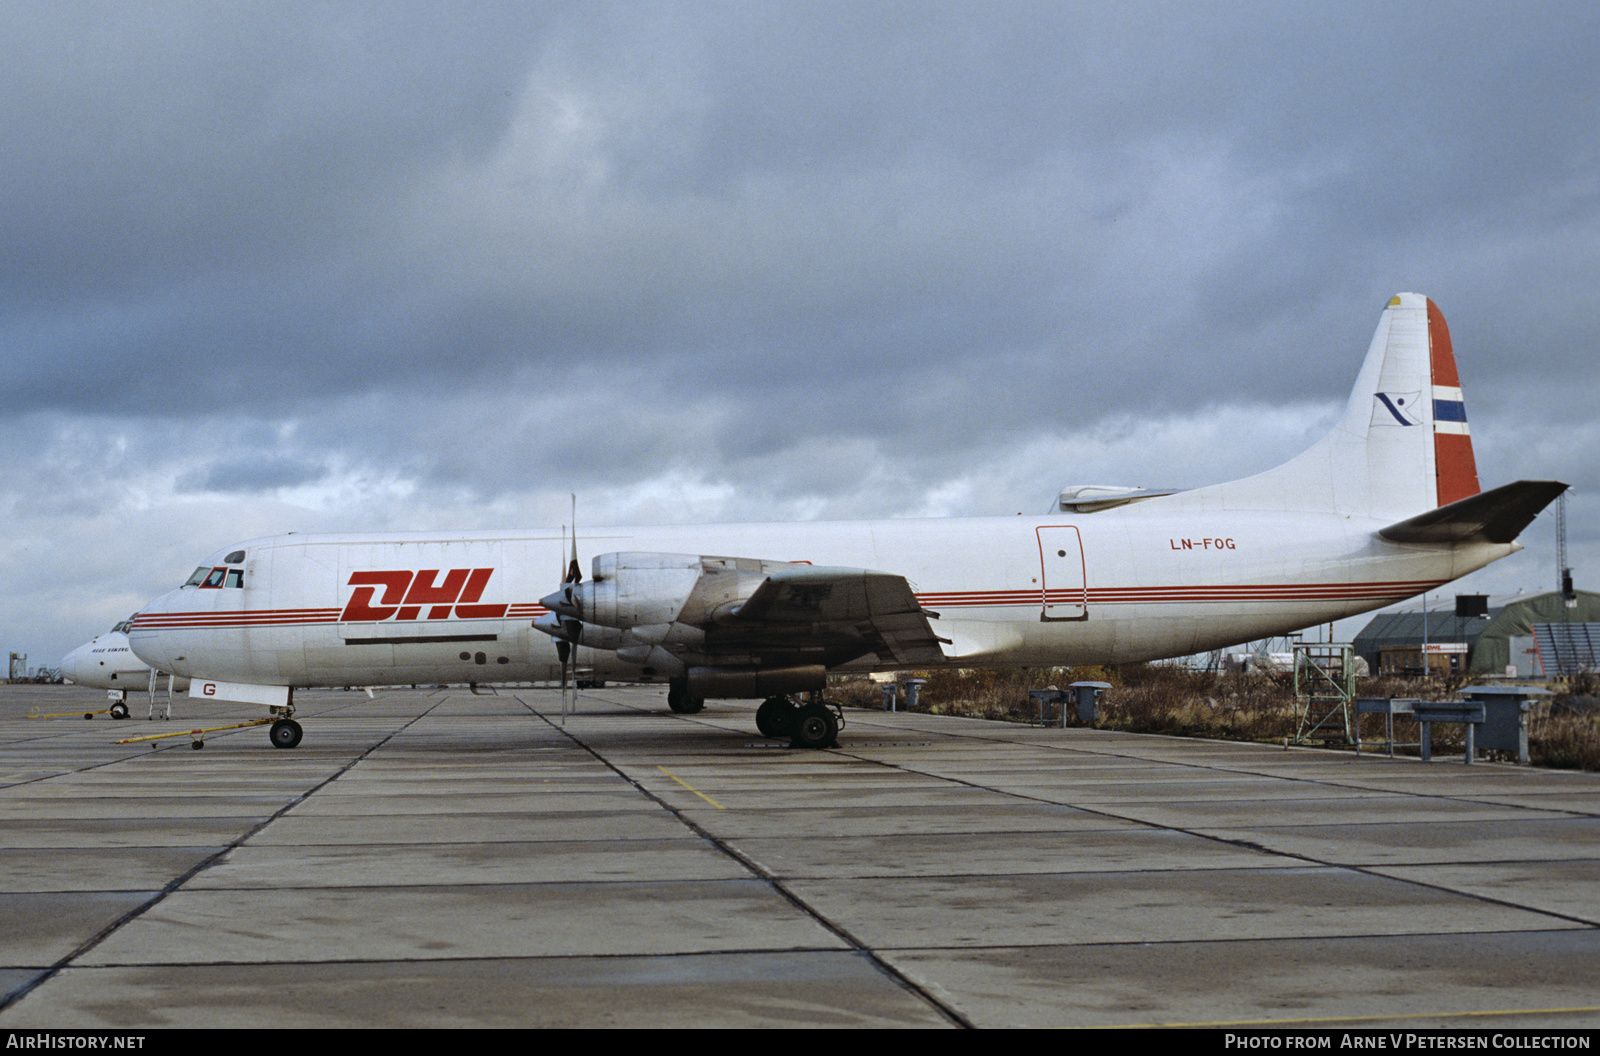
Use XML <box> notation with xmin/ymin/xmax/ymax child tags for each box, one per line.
<box><xmin>340</xmin><ymin>569</ymin><xmax>508</xmax><ymax>622</ymax></box>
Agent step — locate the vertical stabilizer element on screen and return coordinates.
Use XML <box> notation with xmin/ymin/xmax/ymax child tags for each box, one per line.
<box><xmin>1171</xmin><ymin>293</ymin><xmax>1481</xmax><ymax>519</ymax></box>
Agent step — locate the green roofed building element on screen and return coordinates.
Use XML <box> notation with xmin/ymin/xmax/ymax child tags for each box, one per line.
<box><xmin>1352</xmin><ymin>590</ymin><xmax>1600</xmax><ymax>678</ymax></box>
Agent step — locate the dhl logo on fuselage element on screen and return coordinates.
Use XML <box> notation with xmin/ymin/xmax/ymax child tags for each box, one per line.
<box><xmin>340</xmin><ymin>569</ymin><xmax>508</xmax><ymax>623</ymax></box>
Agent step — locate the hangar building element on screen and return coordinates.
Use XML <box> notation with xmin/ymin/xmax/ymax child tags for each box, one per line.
<box><xmin>1352</xmin><ymin>590</ymin><xmax>1600</xmax><ymax>677</ymax></box>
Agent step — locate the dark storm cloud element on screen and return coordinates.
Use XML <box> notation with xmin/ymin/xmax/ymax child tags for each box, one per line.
<box><xmin>1</xmin><ymin>1</ymin><xmax>1581</xmax><ymax>422</ymax></box>
<box><xmin>2</xmin><ymin>1</ymin><xmax>551</xmax><ymax>405</ymax></box>
<box><xmin>6</xmin><ymin>1</ymin><xmax>1594</xmax><ymax>432</ymax></box>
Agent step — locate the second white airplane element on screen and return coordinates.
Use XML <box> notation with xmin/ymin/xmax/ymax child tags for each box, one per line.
<box><xmin>128</xmin><ymin>294</ymin><xmax>1563</xmax><ymax>749</ymax></box>
<box><xmin>60</xmin><ymin>619</ymin><xmax>190</xmax><ymax>719</ymax></box>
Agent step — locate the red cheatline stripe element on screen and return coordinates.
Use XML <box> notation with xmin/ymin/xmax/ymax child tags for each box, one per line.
<box><xmin>918</xmin><ymin>580</ymin><xmax>1441</xmax><ymax>607</ymax></box>
<box><xmin>132</xmin><ymin>580</ymin><xmax>1442</xmax><ymax>632</ymax></box>
<box><xmin>133</xmin><ymin>603</ymin><xmax>551</xmax><ymax>630</ymax></box>
<box><xmin>132</xmin><ymin>609</ymin><xmax>341</xmax><ymax>626</ymax></box>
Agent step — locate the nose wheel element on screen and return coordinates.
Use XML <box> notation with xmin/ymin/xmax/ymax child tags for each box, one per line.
<box><xmin>269</xmin><ymin>718</ymin><xmax>303</xmax><ymax>749</ymax></box>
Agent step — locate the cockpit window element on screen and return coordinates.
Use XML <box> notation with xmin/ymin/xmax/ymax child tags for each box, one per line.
<box><xmin>225</xmin><ymin>550</ymin><xmax>246</xmax><ymax>564</ymax></box>
<box><xmin>112</xmin><ymin>619</ymin><xmax>133</xmax><ymax>634</ymax></box>
<box><xmin>188</xmin><ymin>565</ymin><xmax>246</xmax><ymax>588</ymax></box>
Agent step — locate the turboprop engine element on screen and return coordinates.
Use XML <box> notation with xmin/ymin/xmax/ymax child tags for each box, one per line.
<box><xmin>544</xmin><ymin>553</ymin><xmax>704</xmax><ymax>629</ymax></box>
<box><xmin>536</xmin><ymin>552</ymin><xmax>790</xmax><ymax>679</ymax></box>
<box><xmin>540</xmin><ymin>553</ymin><xmax>791</xmax><ymax>630</ymax></box>
<box><xmin>534</xmin><ymin>550</ymin><xmax>942</xmax><ymax>735</ymax></box>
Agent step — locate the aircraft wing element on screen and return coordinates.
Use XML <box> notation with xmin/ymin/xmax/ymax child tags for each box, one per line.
<box><xmin>1378</xmin><ymin>480</ymin><xmax>1567</xmax><ymax>544</ymax></box>
<box><xmin>717</xmin><ymin>565</ymin><xmax>948</xmax><ymax>667</ymax></box>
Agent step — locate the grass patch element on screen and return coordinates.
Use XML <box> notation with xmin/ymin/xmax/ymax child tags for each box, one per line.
<box><xmin>832</xmin><ymin>665</ymin><xmax>1600</xmax><ymax>770</ymax></box>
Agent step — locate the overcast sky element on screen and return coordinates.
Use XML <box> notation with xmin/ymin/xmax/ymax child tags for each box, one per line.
<box><xmin>5</xmin><ymin>1</ymin><xmax>1597</xmax><ymax>668</ymax></box>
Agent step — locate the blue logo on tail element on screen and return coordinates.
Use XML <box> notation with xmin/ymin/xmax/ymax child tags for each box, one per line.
<box><xmin>1372</xmin><ymin>391</ymin><xmax>1423</xmax><ymax>426</ymax></box>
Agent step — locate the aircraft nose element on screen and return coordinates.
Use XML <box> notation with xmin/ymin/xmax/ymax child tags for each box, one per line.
<box><xmin>127</xmin><ymin>628</ymin><xmax>165</xmax><ymax>670</ymax></box>
<box><xmin>59</xmin><ymin>647</ymin><xmax>86</xmax><ymax>683</ymax></box>
<box><xmin>125</xmin><ymin>597</ymin><xmax>179</xmax><ymax>671</ymax></box>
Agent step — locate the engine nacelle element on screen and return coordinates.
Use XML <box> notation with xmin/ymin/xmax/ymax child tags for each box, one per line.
<box><xmin>686</xmin><ymin>664</ymin><xmax>826</xmax><ymax>698</ymax></box>
<box><xmin>571</xmin><ymin>552</ymin><xmax>703</xmax><ymax>629</ymax></box>
<box><xmin>616</xmin><ymin>644</ymin><xmax>688</xmax><ymax>677</ymax></box>
<box><xmin>532</xmin><ymin>613</ymin><xmax>626</xmax><ymax>651</ymax></box>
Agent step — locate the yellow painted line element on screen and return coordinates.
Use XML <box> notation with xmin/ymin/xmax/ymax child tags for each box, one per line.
<box><xmin>656</xmin><ymin>766</ymin><xmax>725</xmax><ymax>809</ymax></box>
<box><xmin>1094</xmin><ymin>1004</ymin><xmax>1600</xmax><ymax>1029</ymax></box>
<box><xmin>28</xmin><ymin>710</ymin><xmax>109</xmax><ymax>719</ymax></box>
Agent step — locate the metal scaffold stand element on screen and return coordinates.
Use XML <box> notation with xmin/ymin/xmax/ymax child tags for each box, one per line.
<box><xmin>1292</xmin><ymin>642</ymin><xmax>1356</xmax><ymax>745</ymax></box>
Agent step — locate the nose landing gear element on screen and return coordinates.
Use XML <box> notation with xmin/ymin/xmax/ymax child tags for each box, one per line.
<box><xmin>268</xmin><ymin>718</ymin><xmax>303</xmax><ymax>749</ymax></box>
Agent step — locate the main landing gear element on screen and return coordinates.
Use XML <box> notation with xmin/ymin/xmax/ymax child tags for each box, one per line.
<box><xmin>664</xmin><ymin>681</ymin><xmax>840</xmax><ymax>749</ymax></box>
<box><xmin>666</xmin><ymin>679</ymin><xmax>705</xmax><ymax>714</ymax></box>
<box><xmin>756</xmin><ymin>694</ymin><xmax>840</xmax><ymax>750</ymax></box>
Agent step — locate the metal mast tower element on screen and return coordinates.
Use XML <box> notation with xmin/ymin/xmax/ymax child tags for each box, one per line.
<box><xmin>1558</xmin><ymin>491</ymin><xmax>1575</xmax><ymax>610</ymax></box>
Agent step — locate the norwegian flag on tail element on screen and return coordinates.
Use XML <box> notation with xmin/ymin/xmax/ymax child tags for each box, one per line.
<box><xmin>1427</xmin><ymin>298</ymin><xmax>1480</xmax><ymax>506</ymax></box>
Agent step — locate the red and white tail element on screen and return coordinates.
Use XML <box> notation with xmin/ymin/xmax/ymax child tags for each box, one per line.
<box><xmin>1423</xmin><ymin>297</ymin><xmax>1480</xmax><ymax>507</ymax></box>
<box><xmin>1174</xmin><ymin>293</ymin><xmax>1482</xmax><ymax>520</ymax></box>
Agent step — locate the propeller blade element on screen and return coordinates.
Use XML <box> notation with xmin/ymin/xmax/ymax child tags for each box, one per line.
<box><xmin>565</xmin><ymin>493</ymin><xmax>581</xmax><ymax>584</ymax></box>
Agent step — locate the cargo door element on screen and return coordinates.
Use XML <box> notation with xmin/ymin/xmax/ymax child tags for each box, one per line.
<box><xmin>1037</xmin><ymin>525</ymin><xmax>1087</xmax><ymax>621</ymax></box>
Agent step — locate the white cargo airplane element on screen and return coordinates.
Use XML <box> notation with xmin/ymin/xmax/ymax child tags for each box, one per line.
<box><xmin>128</xmin><ymin>294</ymin><xmax>1563</xmax><ymax>750</ymax></box>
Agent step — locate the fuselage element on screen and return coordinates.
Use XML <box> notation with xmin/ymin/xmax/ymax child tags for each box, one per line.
<box><xmin>127</xmin><ymin>506</ymin><xmax>1512</xmax><ymax>690</ymax></box>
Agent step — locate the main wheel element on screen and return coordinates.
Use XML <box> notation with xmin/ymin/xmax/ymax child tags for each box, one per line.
<box><xmin>788</xmin><ymin>703</ymin><xmax>838</xmax><ymax>750</ymax></box>
<box><xmin>666</xmin><ymin>680</ymin><xmax>706</xmax><ymax>714</ymax></box>
<box><xmin>269</xmin><ymin>718</ymin><xmax>303</xmax><ymax>749</ymax></box>
<box><xmin>756</xmin><ymin>696</ymin><xmax>795</xmax><ymax>738</ymax></box>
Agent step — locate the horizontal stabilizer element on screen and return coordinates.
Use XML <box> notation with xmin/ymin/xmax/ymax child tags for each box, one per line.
<box><xmin>1378</xmin><ymin>481</ymin><xmax>1567</xmax><ymax>545</ymax></box>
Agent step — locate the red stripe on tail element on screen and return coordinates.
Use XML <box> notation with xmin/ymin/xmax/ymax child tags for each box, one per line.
<box><xmin>1427</xmin><ymin>298</ymin><xmax>1462</xmax><ymax>387</ymax></box>
<box><xmin>1427</xmin><ymin>299</ymin><xmax>1480</xmax><ymax>506</ymax></box>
